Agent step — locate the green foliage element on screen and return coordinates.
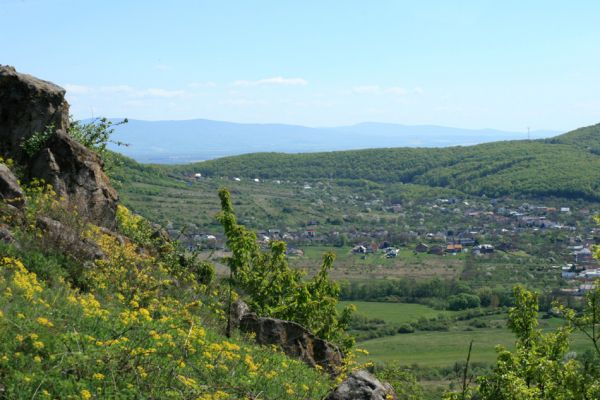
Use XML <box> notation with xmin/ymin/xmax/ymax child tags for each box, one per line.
<box><xmin>20</xmin><ymin>124</ymin><xmax>55</xmax><ymax>157</ymax></box>
<box><xmin>116</xmin><ymin>204</ymin><xmax>215</xmax><ymax>286</ymax></box>
<box><xmin>0</xmin><ymin>185</ymin><xmax>331</xmax><ymax>399</ymax></box>
<box><xmin>177</xmin><ymin>132</ymin><xmax>600</xmax><ymax>201</ymax></box>
<box><xmin>448</xmin><ymin>293</ymin><xmax>481</xmax><ymax>311</ymax></box>
<box><xmin>443</xmin><ymin>285</ymin><xmax>600</xmax><ymax>400</ymax></box>
<box><xmin>217</xmin><ymin>188</ymin><xmax>354</xmax><ymax>350</ymax></box>
<box><xmin>375</xmin><ymin>362</ymin><xmax>425</xmax><ymax>400</ymax></box>
<box><xmin>68</xmin><ymin>117</ymin><xmax>128</xmax><ymax>157</ymax></box>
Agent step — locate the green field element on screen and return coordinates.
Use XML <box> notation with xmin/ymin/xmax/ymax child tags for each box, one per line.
<box><xmin>360</xmin><ymin>324</ymin><xmax>592</xmax><ymax>366</ymax></box>
<box><xmin>292</xmin><ymin>246</ymin><xmax>465</xmax><ymax>281</ymax></box>
<box><xmin>339</xmin><ymin>301</ymin><xmax>453</xmax><ymax>324</ymax></box>
<box><xmin>342</xmin><ymin>301</ymin><xmax>595</xmax><ymax>367</ymax></box>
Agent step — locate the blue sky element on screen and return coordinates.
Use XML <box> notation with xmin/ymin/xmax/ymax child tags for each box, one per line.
<box><xmin>2</xmin><ymin>0</ymin><xmax>600</xmax><ymax>131</ymax></box>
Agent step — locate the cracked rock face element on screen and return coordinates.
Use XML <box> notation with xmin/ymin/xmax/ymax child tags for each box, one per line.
<box><xmin>0</xmin><ymin>163</ymin><xmax>24</xmax><ymax>208</ymax></box>
<box><xmin>0</xmin><ymin>65</ymin><xmax>118</xmax><ymax>228</ymax></box>
<box><xmin>238</xmin><ymin>309</ymin><xmax>344</xmax><ymax>376</ymax></box>
<box><xmin>325</xmin><ymin>370</ymin><xmax>397</xmax><ymax>400</ymax></box>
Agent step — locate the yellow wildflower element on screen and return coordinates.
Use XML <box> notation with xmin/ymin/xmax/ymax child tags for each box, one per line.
<box><xmin>93</xmin><ymin>373</ymin><xmax>105</xmax><ymax>380</ymax></box>
<box><xmin>36</xmin><ymin>317</ymin><xmax>54</xmax><ymax>327</ymax></box>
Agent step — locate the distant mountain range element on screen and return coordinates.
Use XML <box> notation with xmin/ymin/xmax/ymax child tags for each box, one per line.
<box><xmin>104</xmin><ymin>119</ymin><xmax>560</xmax><ymax>163</ymax></box>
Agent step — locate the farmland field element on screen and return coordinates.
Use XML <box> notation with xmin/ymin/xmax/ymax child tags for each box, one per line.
<box><xmin>343</xmin><ymin>302</ymin><xmax>594</xmax><ymax>366</ymax></box>
<box><xmin>290</xmin><ymin>246</ymin><xmax>465</xmax><ymax>280</ymax></box>
<box><xmin>338</xmin><ymin>301</ymin><xmax>454</xmax><ymax>324</ymax></box>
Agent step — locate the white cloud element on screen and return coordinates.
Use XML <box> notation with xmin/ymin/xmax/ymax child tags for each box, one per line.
<box><xmin>219</xmin><ymin>98</ymin><xmax>268</xmax><ymax>106</ymax></box>
<box><xmin>154</xmin><ymin>64</ymin><xmax>171</xmax><ymax>71</ymax></box>
<box><xmin>63</xmin><ymin>84</ymin><xmax>91</xmax><ymax>94</ymax></box>
<box><xmin>99</xmin><ymin>85</ymin><xmax>135</xmax><ymax>94</ymax></box>
<box><xmin>189</xmin><ymin>81</ymin><xmax>217</xmax><ymax>88</ymax></box>
<box><xmin>349</xmin><ymin>85</ymin><xmax>417</xmax><ymax>96</ymax></box>
<box><xmin>63</xmin><ymin>84</ymin><xmax>185</xmax><ymax>98</ymax></box>
<box><xmin>232</xmin><ymin>76</ymin><xmax>308</xmax><ymax>87</ymax></box>
<box><xmin>352</xmin><ymin>85</ymin><xmax>381</xmax><ymax>94</ymax></box>
<box><xmin>139</xmin><ymin>88</ymin><xmax>186</xmax><ymax>98</ymax></box>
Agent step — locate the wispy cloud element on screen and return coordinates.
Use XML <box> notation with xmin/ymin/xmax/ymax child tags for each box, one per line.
<box><xmin>63</xmin><ymin>84</ymin><xmax>91</xmax><ymax>94</ymax></box>
<box><xmin>189</xmin><ymin>81</ymin><xmax>217</xmax><ymax>88</ymax></box>
<box><xmin>139</xmin><ymin>88</ymin><xmax>185</xmax><ymax>98</ymax></box>
<box><xmin>63</xmin><ymin>84</ymin><xmax>186</xmax><ymax>98</ymax></box>
<box><xmin>232</xmin><ymin>76</ymin><xmax>308</xmax><ymax>87</ymax></box>
<box><xmin>349</xmin><ymin>85</ymin><xmax>422</xmax><ymax>96</ymax></box>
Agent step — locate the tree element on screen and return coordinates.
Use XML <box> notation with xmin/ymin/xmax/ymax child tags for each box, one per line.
<box><xmin>217</xmin><ymin>188</ymin><xmax>354</xmax><ymax>350</ymax></box>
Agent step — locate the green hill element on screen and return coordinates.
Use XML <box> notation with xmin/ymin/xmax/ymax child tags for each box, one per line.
<box><xmin>163</xmin><ymin>124</ymin><xmax>600</xmax><ymax>201</ymax></box>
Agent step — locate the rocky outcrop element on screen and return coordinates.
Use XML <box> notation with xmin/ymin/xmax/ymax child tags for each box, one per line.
<box><xmin>0</xmin><ymin>66</ymin><xmax>69</xmax><ymax>159</ymax></box>
<box><xmin>325</xmin><ymin>370</ymin><xmax>397</xmax><ymax>400</ymax></box>
<box><xmin>0</xmin><ymin>65</ymin><xmax>118</xmax><ymax>228</ymax></box>
<box><xmin>36</xmin><ymin>216</ymin><xmax>104</xmax><ymax>261</ymax></box>
<box><xmin>238</xmin><ymin>309</ymin><xmax>343</xmax><ymax>376</ymax></box>
<box><xmin>29</xmin><ymin>132</ymin><xmax>119</xmax><ymax>227</ymax></box>
<box><xmin>0</xmin><ymin>163</ymin><xmax>24</xmax><ymax>208</ymax></box>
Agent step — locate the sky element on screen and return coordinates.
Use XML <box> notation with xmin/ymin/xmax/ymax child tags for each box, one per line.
<box><xmin>1</xmin><ymin>0</ymin><xmax>600</xmax><ymax>132</ymax></box>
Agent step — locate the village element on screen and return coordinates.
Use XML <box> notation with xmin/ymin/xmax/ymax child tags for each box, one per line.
<box><xmin>168</xmin><ymin>176</ymin><xmax>600</xmax><ymax>296</ymax></box>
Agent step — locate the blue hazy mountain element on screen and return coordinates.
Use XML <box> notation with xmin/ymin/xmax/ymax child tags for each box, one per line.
<box><xmin>105</xmin><ymin>118</ymin><xmax>560</xmax><ymax>164</ymax></box>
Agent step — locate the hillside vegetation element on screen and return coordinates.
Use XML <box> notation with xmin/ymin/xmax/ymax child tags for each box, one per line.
<box><xmin>164</xmin><ymin>124</ymin><xmax>600</xmax><ymax>201</ymax></box>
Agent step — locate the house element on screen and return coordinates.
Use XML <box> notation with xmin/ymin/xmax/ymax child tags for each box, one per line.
<box><xmin>579</xmin><ymin>284</ymin><xmax>597</xmax><ymax>294</ymax></box>
<box><xmin>303</xmin><ymin>229</ymin><xmax>317</xmax><ymax>238</ymax></box>
<box><xmin>446</xmin><ymin>244</ymin><xmax>463</xmax><ymax>254</ymax></box>
<box><xmin>573</xmin><ymin>248</ymin><xmax>594</xmax><ymax>265</ymax></box>
<box><xmin>386</xmin><ymin>248</ymin><xmax>399</xmax><ymax>258</ymax></box>
<box><xmin>415</xmin><ymin>243</ymin><xmax>429</xmax><ymax>253</ymax></box>
<box><xmin>194</xmin><ymin>173</ymin><xmax>202</xmax><ymax>179</ymax></box>
<box><xmin>477</xmin><ymin>244</ymin><xmax>495</xmax><ymax>254</ymax></box>
<box><xmin>428</xmin><ymin>245</ymin><xmax>444</xmax><ymax>256</ymax></box>
<box><xmin>268</xmin><ymin>229</ymin><xmax>281</xmax><ymax>238</ymax></box>
<box><xmin>578</xmin><ymin>269</ymin><xmax>600</xmax><ymax>280</ymax></box>
<box><xmin>287</xmin><ymin>248</ymin><xmax>304</xmax><ymax>257</ymax></box>
<box><xmin>352</xmin><ymin>245</ymin><xmax>367</xmax><ymax>254</ymax></box>
<box><xmin>458</xmin><ymin>237</ymin><xmax>476</xmax><ymax>246</ymax></box>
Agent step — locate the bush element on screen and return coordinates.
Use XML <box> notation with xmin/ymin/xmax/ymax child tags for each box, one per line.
<box><xmin>397</xmin><ymin>323</ymin><xmax>415</xmax><ymax>333</ymax></box>
<box><xmin>448</xmin><ymin>293</ymin><xmax>481</xmax><ymax>311</ymax></box>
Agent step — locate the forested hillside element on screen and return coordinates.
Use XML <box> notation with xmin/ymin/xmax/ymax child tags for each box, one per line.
<box><xmin>166</xmin><ymin>124</ymin><xmax>600</xmax><ymax>201</ymax></box>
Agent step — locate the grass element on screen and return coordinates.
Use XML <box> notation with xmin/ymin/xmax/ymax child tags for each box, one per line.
<box><xmin>356</xmin><ymin>311</ymin><xmax>594</xmax><ymax>366</ymax></box>
<box><xmin>339</xmin><ymin>301</ymin><xmax>454</xmax><ymax>325</ymax></box>
<box><xmin>290</xmin><ymin>245</ymin><xmax>464</xmax><ymax>281</ymax></box>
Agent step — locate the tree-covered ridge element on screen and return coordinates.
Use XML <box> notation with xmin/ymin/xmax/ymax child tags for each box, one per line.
<box><xmin>168</xmin><ymin>126</ymin><xmax>600</xmax><ymax>200</ymax></box>
<box><xmin>547</xmin><ymin>123</ymin><xmax>600</xmax><ymax>152</ymax></box>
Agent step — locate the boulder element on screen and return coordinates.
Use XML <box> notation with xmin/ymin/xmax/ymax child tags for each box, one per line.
<box><xmin>0</xmin><ymin>225</ymin><xmax>17</xmax><ymax>246</ymax></box>
<box><xmin>0</xmin><ymin>163</ymin><xmax>24</xmax><ymax>208</ymax></box>
<box><xmin>36</xmin><ymin>216</ymin><xmax>104</xmax><ymax>260</ymax></box>
<box><xmin>325</xmin><ymin>370</ymin><xmax>397</xmax><ymax>400</ymax></box>
<box><xmin>0</xmin><ymin>66</ymin><xmax>69</xmax><ymax>159</ymax></box>
<box><xmin>29</xmin><ymin>132</ymin><xmax>118</xmax><ymax>228</ymax></box>
<box><xmin>239</xmin><ymin>311</ymin><xmax>343</xmax><ymax>376</ymax></box>
<box><xmin>0</xmin><ymin>65</ymin><xmax>118</xmax><ymax>228</ymax></box>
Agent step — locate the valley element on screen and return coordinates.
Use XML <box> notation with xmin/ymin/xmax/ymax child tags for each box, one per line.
<box><xmin>106</xmin><ymin>125</ymin><xmax>600</xmax><ymax>398</ymax></box>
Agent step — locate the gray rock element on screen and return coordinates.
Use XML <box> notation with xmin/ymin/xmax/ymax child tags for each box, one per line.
<box><xmin>0</xmin><ymin>65</ymin><xmax>69</xmax><ymax>159</ymax></box>
<box><xmin>36</xmin><ymin>216</ymin><xmax>104</xmax><ymax>260</ymax></box>
<box><xmin>229</xmin><ymin>300</ymin><xmax>251</xmax><ymax>331</ymax></box>
<box><xmin>29</xmin><ymin>132</ymin><xmax>118</xmax><ymax>228</ymax></box>
<box><xmin>325</xmin><ymin>370</ymin><xmax>397</xmax><ymax>400</ymax></box>
<box><xmin>0</xmin><ymin>65</ymin><xmax>118</xmax><ymax>228</ymax></box>
<box><xmin>0</xmin><ymin>225</ymin><xmax>16</xmax><ymax>245</ymax></box>
<box><xmin>239</xmin><ymin>311</ymin><xmax>343</xmax><ymax>376</ymax></box>
<box><xmin>0</xmin><ymin>163</ymin><xmax>24</xmax><ymax>208</ymax></box>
